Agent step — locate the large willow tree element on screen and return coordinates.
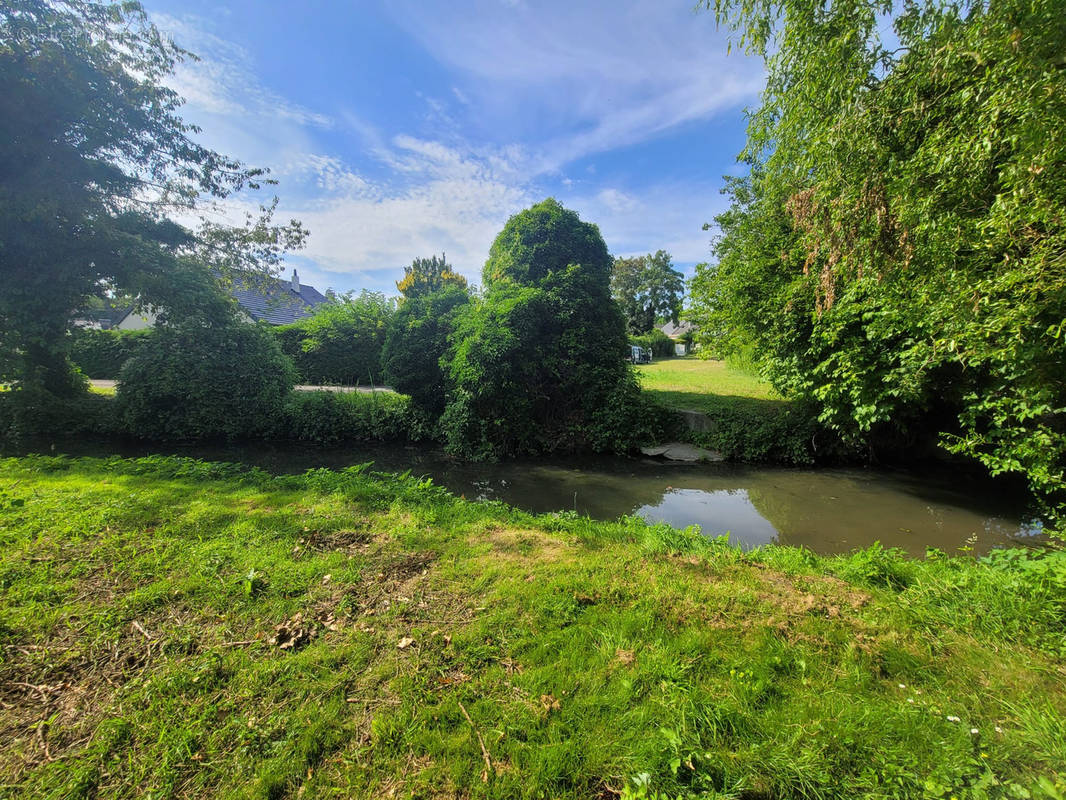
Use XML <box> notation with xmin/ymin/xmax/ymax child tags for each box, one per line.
<box><xmin>692</xmin><ymin>0</ymin><xmax>1066</xmax><ymax>519</ymax></box>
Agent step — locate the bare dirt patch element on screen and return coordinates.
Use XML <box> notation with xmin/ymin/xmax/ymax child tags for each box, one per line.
<box><xmin>482</xmin><ymin>526</ymin><xmax>567</xmax><ymax>563</ymax></box>
<box><xmin>755</xmin><ymin>568</ymin><xmax>870</xmax><ymax>619</ymax></box>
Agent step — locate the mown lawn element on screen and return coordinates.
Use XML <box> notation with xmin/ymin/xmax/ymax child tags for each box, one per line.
<box><xmin>0</xmin><ymin>456</ymin><xmax>1063</xmax><ymax>799</ymax></box>
<box><xmin>636</xmin><ymin>357</ymin><xmax>780</xmax><ymax>411</ymax></box>
<box><xmin>635</xmin><ymin>359</ymin><xmax>820</xmax><ymax>463</ymax></box>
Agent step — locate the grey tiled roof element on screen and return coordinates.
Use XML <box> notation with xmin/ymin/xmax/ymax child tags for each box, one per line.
<box><xmin>231</xmin><ymin>276</ymin><xmax>328</xmax><ymax>325</ymax></box>
<box><xmin>659</xmin><ymin>319</ymin><xmax>696</xmax><ymax>338</ymax></box>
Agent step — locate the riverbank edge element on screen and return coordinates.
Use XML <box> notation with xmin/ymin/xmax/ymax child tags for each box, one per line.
<box><xmin>1</xmin><ymin>384</ymin><xmax>827</xmax><ymax>467</ymax></box>
<box><xmin>1</xmin><ymin>454</ymin><xmax>1063</xmax><ymax>799</ymax></box>
<box><xmin>4</xmin><ymin>380</ymin><xmax>966</xmax><ymax>474</ymax></box>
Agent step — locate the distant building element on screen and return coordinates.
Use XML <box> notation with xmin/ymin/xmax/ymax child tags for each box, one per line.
<box><xmin>77</xmin><ymin>269</ymin><xmax>328</xmax><ymax>331</ymax></box>
<box><xmin>658</xmin><ymin>319</ymin><xmax>696</xmax><ymax>340</ymax></box>
<box><xmin>229</xmin><ymin>269</ymin><xmax>328</xmax><ymax>326</ymax></box>
<box><xmin>658</xmin><ymin>319</ymin><xmax>698</xmax><ymax>356</ymax></box>
<box><xmin>71</xmin><ymin>306</ymin><xmax>150</xmax><ymax>331</ymax></box>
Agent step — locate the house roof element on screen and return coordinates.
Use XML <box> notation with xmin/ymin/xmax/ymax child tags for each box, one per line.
<box><xmin>71</xmin><ymin>306</ymin><xmax>137</xmax><ymax>329</ymax></box>
<box><xmin>79</xmin><ymin>271</ymin><xmax>329</xmax><ymax>330</ymax></box>
<box><xmin>659</xmin><ymin>319</ymin><xmax>696</xmax><ymax>339</ymax></box>
<box><xmin>231</xmin><ymin>270</ymin><xmax>328</xmax><ymax>325</ymax></box>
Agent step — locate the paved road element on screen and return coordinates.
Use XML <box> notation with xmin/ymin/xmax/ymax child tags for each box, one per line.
<box><xmin>89</xmin><ymin>379</ymin><xmax>394</xmax><ymax>394</ymax></box>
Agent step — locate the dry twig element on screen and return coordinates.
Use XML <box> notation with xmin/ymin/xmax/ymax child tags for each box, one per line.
<box><xmin>36</xmin><ymin>721</ymin><xmax>53</xmax><ymax>762</ymax></box>
<box><xmin>457</xmin><ymin>700</ymin><xmax>493</xmax><ymax>782</ymax></box>
<box><xmin>130</xmin><ymin>621</ymin><xmax>153</xmax><ymax>640</ymax></box>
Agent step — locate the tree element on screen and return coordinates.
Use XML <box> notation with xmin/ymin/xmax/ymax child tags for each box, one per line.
<box><xmin>273</xmin><ymin>291</ymin><xmax>395</xmax><ymax>385</ymax></box>
<box><xmin>696</xmin><ymin>0</ymin><xmax>1066</xmax><ymax>520</ymax></box>
<box><xmin>381</xmin><ymin>286</ymin><xmax>470</xmax><ymax>414</ymax></box>
<box><xmin>0</xmin><ymin>0</ymin><xmax>303</xmax><ymax>396</ymax></box>
<box><xmin>482</xmin><ymin>198</ymin><xmax>614</xmax><ymax>288</ymax></box>
<box><xmin>396</xmin><ymin>253</ymin><xmax>468</xmax><ymax>299</ymax></box>
<box><xmin>610</xmin><ymin>250</ymin><xmax>685</xmax><ymax>335</ymax></box>
<box><xmin>441</xmin><ymin>199</ymin><xmax>654</xmax><ymax>458</ymax></box>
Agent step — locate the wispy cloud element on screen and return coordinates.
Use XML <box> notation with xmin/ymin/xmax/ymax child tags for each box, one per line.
<box><xmin>155</xmin><ymin>13</ymin><xmax>332</xmax><ymax>129</ymax></box>
<box><xmin>148</xmin><ymin>2</ymin><xmax>758</xmax><ymax>293</ymax></box>
<box><xmin>383</xmin><ymin>0</ymin><xmax>763</xmax><ymax>170</ymax></box>
<box><xmin>290</xmin><ymin>139</ymin><xmax>532</xmax><ymax>283</ymax></box>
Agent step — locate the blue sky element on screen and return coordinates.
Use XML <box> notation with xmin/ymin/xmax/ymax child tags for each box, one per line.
<box><xmin>146</xmin><ymin>0</ymin><xmax>764</xmax><ymax>295</ymax></box>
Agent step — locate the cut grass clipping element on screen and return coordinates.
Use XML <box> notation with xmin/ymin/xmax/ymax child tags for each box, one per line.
<box><xmin>0</xmin><ymin>455</ymin><xmax>1063</xmax><ymax>799</ymax></box>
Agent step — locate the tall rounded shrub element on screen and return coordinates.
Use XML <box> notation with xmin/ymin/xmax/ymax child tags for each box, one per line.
<box><xmin>442</xmin><ymin>198</ymin><xmax>656</xmax><ymax>458</ymax></box>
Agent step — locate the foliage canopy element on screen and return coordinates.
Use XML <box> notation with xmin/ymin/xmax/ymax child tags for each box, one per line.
<box><xmin>611</xmin><ymin>250</ymin><xmax>685</xmax><ymax>335</ymax></box>
<box><xmin>273</xmin><ymin>291</ymin><xmax>394</xmax><ymax>385</ymax></box>
<box><xmin>693</xmin><ymin>0</ymin><xmax>1066</xmax><ymax>519</ymax></box>
<box><xmin>0</xmin><ymin>0</ymin><xmax>303</xmax><ymax>395</ymax></box>
<box><xmin>482</xmin><ymin>198</ymin><xmax>613</xmax><ymax>288</ymax></box>
<box><xmin>395</xmin><ymin>253</ymin><xmax>468</xmax><ymax>299</ymax></box>
<box><xmin>382</xmin><ymin>286</ymin><xmax>471</xmax><ymax>414</ymax></box>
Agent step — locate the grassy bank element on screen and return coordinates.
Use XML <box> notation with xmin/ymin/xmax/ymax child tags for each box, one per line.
<box><xmin>636</xmin><ymin>358</ymin><xmax>781</xmax><ymax>412</ymax></box>
<box><xmin>637</xmin><ymin>359</ymin><xmax>825</xmax><ymax>464</ymax></box>
<box><xmin>1</xmin><ymin>456</ymin><xmax>1064</xmax><ymax>799</ymax></box>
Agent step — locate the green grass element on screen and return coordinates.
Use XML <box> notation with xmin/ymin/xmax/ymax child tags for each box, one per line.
<box><xmin>636</xmin><ymin>359</ymin><xmax>824</xmax><ymax>464</ymax></box>
<box><xmin>0</xmin><ymin>455</ymin><xmax>1064</xmax><ymax>799</ymax></box>
<box><xmin>636</xmin><ymin>357</ymin><xmax>781</xmax><ymax>412</ymax></box>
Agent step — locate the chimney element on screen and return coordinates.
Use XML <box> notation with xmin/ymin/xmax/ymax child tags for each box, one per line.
<box><xmin>291</xmin><ymin>268</ymin><xmax>300</xmax><ymax>294</ymax></box>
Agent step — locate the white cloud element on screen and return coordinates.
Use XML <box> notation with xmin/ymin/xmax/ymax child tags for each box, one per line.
<box><xmin>383</xmin><ymin>0</ymin><xmax>763</xmax><ymax>170</ymax></box>
<box><xmin>597</xmin><ymin>188</ymin><xmax>638</xmax><ymax>213</ymax></box>
<box><xmin>197</xmin><ymin>138</ymin><xmax>534</xmax><ymax>288</ymax></box>
<box><xmin>145</xmin><ymin>3</ymin><xmax>758</xmax><ymax>293</ymax></box>
<box><xmin>293</xmin><ymin>140</ymin><xmax>532</xmax><ymax>284</ymax></box>
<box><xmin>567</xmin><ymin>181</ymin><xmax>726</xmax><ymax>269</ymax></box>
<box><xmin>153</xmin><ymin>13</ymin><xmax>332</xmax><ymax>129</ymax></box>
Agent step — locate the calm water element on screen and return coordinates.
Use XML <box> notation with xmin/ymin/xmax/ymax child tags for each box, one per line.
<box><xmin>9</xmin><ymin>439</ymin><xmax>1041</xmax><ymax>555</ymax></box>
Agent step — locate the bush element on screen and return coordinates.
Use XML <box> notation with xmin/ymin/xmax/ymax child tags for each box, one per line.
<box><xmin>629</xmin><ymin>329</ymin><xmax>675</xmax><ymax>359</ymax></box>
<box><xmin>381</xmin><ymin>287</ymin><xmax>470</xmax><ymax>414</ymax></box>
<box><xmin>117</xmin><ymin>320</ymin><xmax>296</xmax><ymax>441</ymax></box>
<box><xmin>687</xmin><ymin>398</ymin><xmax>828</xmax><ymax>465</ymax></box>
<box><xmin>273</xmin><ymin>292</ymin><xmax>394</xmax><ymax>385</ymax></box>
<box><xmin>442</xmin><ymin>199</ymin><xmax>654</xmax><ymax>459</ymax></box>
<box><xmin>276</xmin><ymin>390</ymin><xmax>434</xmax><ymax>444</ymax></box>
<box><xmin>69</xmin><ymin>328</ymin><xmax>152</xmax><ymax>378</ymax></box>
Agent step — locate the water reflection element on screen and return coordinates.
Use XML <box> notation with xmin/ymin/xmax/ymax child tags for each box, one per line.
<box><xmin>638</xmin><ymin>488</ymin><xmax>778</xmax><ymax>547</ymax></box>
<box><xmin>443</xmin><ymin>459</ymin><xmax>1035</xmax><ymax>554</ymax></box>
<box><xmin>6</xmin><ymin>438</ymin><xmax>1040</xmax><ymax>555</ymax></box>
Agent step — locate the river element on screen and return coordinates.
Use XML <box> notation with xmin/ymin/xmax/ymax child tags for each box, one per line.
<box><xmin>10</xmin><ymin>438</ymin><xmax>1041</xmax><ymax>556</ymax></box>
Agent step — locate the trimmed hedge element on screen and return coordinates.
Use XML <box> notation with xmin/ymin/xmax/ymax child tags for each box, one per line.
<box><xmin>70</xmin><ymin>328</ymin><xmax>153</xmax><ymax>378</ymax></box>
<box><xmin>276</xmin><ymin>390</ymin><xmax>434</xmax><ymax>444</ymax></box>
<box><xmin>117</xmin><ymin>322</ymin><xmax>296</xmax><ymax>441</ymax></box>
<box><xmin>0</xmin><ymin>386</ymin><xmax>120</xmax><ymax>440</ymax></box>
<box><xmin>272</xmin><ymin>292</ymin><xmax>394</xmax><ymax>385</ymax></box>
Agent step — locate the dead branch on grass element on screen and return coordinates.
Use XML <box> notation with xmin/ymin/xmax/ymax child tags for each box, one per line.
<box><xmin>457</xmin><ymin>700</ymin><xmax>493</xmax><ymax>783</ymax></box>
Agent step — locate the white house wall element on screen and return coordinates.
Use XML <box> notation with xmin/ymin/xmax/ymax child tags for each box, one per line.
<box><xmin>116</xmin><ymin>307</ymin><xmax>158</xmax><ymax>331</ymax></box>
